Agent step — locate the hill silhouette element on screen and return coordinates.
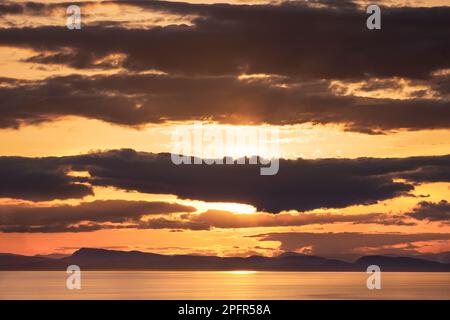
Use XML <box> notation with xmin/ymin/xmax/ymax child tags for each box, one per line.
<box><xmin>0</xmin><ymin>248</ymin><xmax>449</xmax><ymax>271</ymax></box>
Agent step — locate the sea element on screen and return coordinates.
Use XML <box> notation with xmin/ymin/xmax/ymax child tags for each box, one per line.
<box><xmin>0</xmin><ymin>271</ymin><xmax>448</xmax><ymax>299</ymax></box>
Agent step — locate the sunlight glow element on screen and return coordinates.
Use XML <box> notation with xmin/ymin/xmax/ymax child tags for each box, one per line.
<box><xmin>201</xmin><ymin>202</ymin><xmax>257</xmax><ymax>214</ymax></box>
<box><xmin>225</xmin><ymin>271</ymin><xmax>258</xmax><ymax>275</ymax></box>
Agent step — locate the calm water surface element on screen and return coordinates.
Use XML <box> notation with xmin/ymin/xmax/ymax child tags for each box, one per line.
<box><xmin>0</xmin><ymin>271</ymin><xmax>449</xmax><ymax>299</ymax></box>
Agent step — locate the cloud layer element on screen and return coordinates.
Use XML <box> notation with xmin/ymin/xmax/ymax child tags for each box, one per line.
<box><xmin>1</xmin><ymin>2</ymin><xmax>448</xmax><ymax>79</ymax></box>
<box><xmin>407</xmin><ymin>200</ymin><xmax>450</xmax><ymax>223</ymax></box>
<box><xmin>0</xmin><ymin>1</ymin><xmax>448</xmax><ymax>132</ymax></box>
<box><xmin>1</xmin><ymin>149</ymin><xmax>449</xmax><ymax>212</ymax></box>
<box><xmin>253</xmin><ymin>231</ymin><xmax>450</xmax><ymax>256</ymax></box>
<box><xmin>0</xmin><ymin>200</ymin><xmax>195</xmax><ymax>233</ymax></box>
<box><xmin>1</xmin><ymin>74</ymin><xmax>449</xmax><ymax>133</ymax></box>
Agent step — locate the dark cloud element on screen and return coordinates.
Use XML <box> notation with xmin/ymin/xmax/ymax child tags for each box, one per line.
<box><xmin>0</xmin><ymin>2</ymin><xmax>449</xmax><ymax>79</ymax></box>
<box><xmin>0</xmin><ymin>75</ymin><xmax>146</xmax><ymax>129</ymax></box>
<box><xmin>1</xmin><ymin>74</ymin><xmax>449</xmax><ymax>133</ymax></box>
<box><xmin>1</xmin><ymin>150</ymin><xmax>449</xmax><ymax>212</ymax></box>
<box><xmin>431</xmin><ymin>74</ymin><xmax>450</xmax><ymax>96</ymax></box>
<box><xmin>0</xmin><ymin>1</ymin><xmax>87</xmax><ymax>16</ymax></box>
<box><xmin>141</xmin><ymin>210</ymin><xmax>414</xmax><ymax>231</ymax></box>
<box><xmin>67</xmin><ymin>149</ymin><xmax>450</xmax><ymax>212</ymax></box>
<box><xmin>0</xmin><ymin>205</ymin><xmax>415</xmax><ymax>233</ymax></box>
<box><xmin>0</xmin><ymin>200</ymin><xmax>195</xmax><ymax>233</ymax></box>
<box><xmin>0</xmin><ymin>156</ymin><xmax>93</xmax><ymax>201</ymax></box>
<box><xmin>0</xmin><ymin>3</ymin><xmax>23</xmax><ymax>15</ymax></box>
<box><xmin>252</xmin><ymin>232</ymin><xmax>450</xmax><ymax>256</ymax></box>
<box><xmin>140</xmin><ymin>217</ymin><xmax>210</xmax><ymax>231</ymax></box>
<box><xmin>0</xmin><ymin>1</ymin><xmax>448</xmax><ymax>132</ymax></box>
<box><xmin>407</xmin><ymin>200</ymin><xmax>450</xmax><ymax>223</ymax></box>
<box><xmin>397</xmin><ymin>165</ymin><xmax>450</xmax><ymax>183</ymax></box>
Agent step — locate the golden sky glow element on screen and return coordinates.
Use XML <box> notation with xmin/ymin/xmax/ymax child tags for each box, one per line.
<box><xmin>0</xmin><ymin>0</ymin><xmax>448</xmax><ymax>259</ymax></box>
<box><xmin>1</xmin><ymin>118</ymin><xmax>450</xmax><ymax>159</ymax></box>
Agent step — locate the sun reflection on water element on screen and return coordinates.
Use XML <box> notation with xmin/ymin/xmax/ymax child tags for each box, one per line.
<box><xmin>224</xmin><ymin>270</ymin><xmax>258</xmax><ymax>275</ymax></box>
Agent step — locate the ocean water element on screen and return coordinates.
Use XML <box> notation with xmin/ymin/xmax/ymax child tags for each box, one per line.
<box><xmin>0</xmin><ymin>271</ymin><xmax>448</xmax><ymax>300</ymax></box>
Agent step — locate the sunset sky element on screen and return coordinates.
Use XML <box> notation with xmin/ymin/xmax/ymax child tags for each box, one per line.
<box><xmin>0</xmin><ymin>0</ymin><xmax>449</xmax><ymax>260</ymax></box>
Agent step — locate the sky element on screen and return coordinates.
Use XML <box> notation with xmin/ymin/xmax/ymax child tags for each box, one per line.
<box><xmin>0</xmin><ymin>0</ymin><xmax>449</xmax><ymax>260</ymax></box>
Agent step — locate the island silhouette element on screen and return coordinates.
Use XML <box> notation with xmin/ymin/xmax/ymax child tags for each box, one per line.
<box><xmin>1</xmin><ymin>248</ymin><xmax>449</xmax><ymax>272</ymax></box>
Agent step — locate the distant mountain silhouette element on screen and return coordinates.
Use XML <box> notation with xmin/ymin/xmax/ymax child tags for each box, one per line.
<box><xmin>416</xmin><ymin>251</ymin><xmax>450</xmax><ymax>264</ymax></box>
<box><xmin>0</xmin><ymin>248</ymin><xmax>449</xmax><ymax>271</ymax></box>
<box><xmin>355</xmin><ymin>255</ymin><xmax>450</xmax><ymax>272</ymax></box>
<box><xmin>34</xmin><ymin>253</ymin><xmax>71</xmax><ymax>260</ymax></box>
<box><xmin>0</xmin><ymin>253</ymin><xmax>63</xmax><ymax>270</ymax></box>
